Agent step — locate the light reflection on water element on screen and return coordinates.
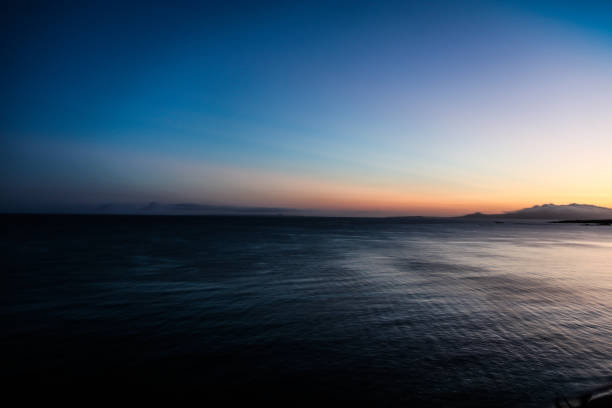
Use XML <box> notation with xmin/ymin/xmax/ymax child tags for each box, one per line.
<box><xmin>1</xmin><ymin>216</ymin><xmax>612</xmax><ymax>406</ymax></box>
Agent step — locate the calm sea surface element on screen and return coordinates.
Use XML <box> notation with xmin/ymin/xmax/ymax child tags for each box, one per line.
<box><xmin>2</xmin><ymin>215</ymin><xmax>612</xmax><ymax>406</ymax></box>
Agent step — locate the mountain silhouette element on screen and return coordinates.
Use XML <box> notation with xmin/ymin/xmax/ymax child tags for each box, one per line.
<box><xmin>463</xmin><ymin>203</ymin><xmax>612</xmax><ymax>220</ymax></box>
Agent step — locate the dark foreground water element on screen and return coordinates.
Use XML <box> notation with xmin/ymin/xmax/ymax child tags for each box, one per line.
<box><xmin>2</xmin><ymin>215</ymin><xmax>612</xmax><ymax>406</ymax></box>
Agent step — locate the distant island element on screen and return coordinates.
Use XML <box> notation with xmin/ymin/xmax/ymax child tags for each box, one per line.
<box><xmin>462</xmin><ymin>203</ymin><xmax>612</xmax><ymax>221</ymax></box>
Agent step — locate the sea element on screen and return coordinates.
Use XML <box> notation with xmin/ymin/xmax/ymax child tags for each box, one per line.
<box><xmin>2</xmin><ymin>215</ymin><xmax>612</xmax><ymax>406</ymax></box>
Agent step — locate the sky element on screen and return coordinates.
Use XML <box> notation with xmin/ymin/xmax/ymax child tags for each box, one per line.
<box><xmin>2</xmin><ymin>0</ymin><xmax>612</xmax><ymax>216</ymax></box>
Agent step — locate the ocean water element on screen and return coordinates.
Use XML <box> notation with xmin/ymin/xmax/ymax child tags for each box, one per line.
<box><xmin>2</xmin><ymin>215</ymin><xmax>612</xmax><ymax>406</ymax></box>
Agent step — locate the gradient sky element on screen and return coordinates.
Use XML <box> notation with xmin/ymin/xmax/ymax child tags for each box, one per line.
<box><xmin>2</xmin><ymin>0</ymin><xmax>612</xmax><ymax>215</ymax></box>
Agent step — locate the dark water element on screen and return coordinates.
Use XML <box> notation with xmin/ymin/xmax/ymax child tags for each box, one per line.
<box><xmin>2</xmin><ymin>215</ymin><xmax>612</xmax><ymax>406</ymax></box>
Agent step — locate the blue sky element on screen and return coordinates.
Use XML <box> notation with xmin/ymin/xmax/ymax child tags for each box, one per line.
<box><xmin>3</xmin><ymin>1</ymin><xmax>612</xmax><ymax>215</ymax></box>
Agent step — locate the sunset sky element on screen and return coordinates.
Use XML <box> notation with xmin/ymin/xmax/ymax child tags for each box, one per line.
<box><xmin>2</xmin><ymin>0</ymin><xmax>612</xmax><ymax>216</ymax></box>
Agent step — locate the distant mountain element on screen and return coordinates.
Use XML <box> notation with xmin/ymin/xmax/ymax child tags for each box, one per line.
<box><xmin>463</xmin><ymin>203</ymin><xmax>612</xmax><ymax>220</ymax></box>
<box><xmin>12</xmin><ymin>202</ymin><xmax>300</xmax><ymax>215</ymax></box>
<box><xmin>138</xmin><ymin>202</ymin><xmax>296</xmax><ymax>215</ymax></box>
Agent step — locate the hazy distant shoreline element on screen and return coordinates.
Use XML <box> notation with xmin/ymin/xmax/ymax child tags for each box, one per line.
<box><xmin>554</xmin><ymin>219</ymin><xmax>612</xmax><ymax>226</ymax></box>
<box><xmin>3</xmin><ymin>202</ymin><xmax>612</xmax><ymax>221</ymax></box>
